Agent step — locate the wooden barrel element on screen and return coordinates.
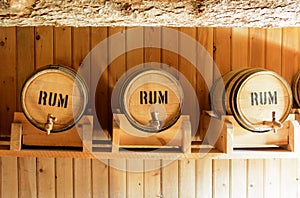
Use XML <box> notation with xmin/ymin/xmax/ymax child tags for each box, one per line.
<box><xmin>21</xmin><ymin>65</ymin><xmax>88</xmax><ymax>133</ymax></box>
<box><xmin>119</xmin><ymin>68</ymin><xmax>184</xmax><ymax>132</ymax></box>
<box><xmin>292</xmin><ymin>70</ymin><xmax>300</xmax><ymax>107</ymax></box>
<box><xmin>211</xmin><ymin>68</ymin><xmax>292</xmax><ymax>132</ymax></box>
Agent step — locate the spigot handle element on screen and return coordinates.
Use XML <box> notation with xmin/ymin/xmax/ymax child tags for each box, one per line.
<box><xmin>44</xmin><ymin>114</ymin><xmax>57</xmax><ymax>135</ymax></box>
<box><xmin>262</xmin><ymin>111</ymin><xmax>282</xmax><ymax>132</ymax></box>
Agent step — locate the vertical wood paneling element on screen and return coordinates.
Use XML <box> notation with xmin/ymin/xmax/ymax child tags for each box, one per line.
<box><xmin>247</xmin><ymin>159</ymin><xmax>264</xmax><ymax>198</ymax></box>
<box><xmin>213</xmin><ymin>160</ymin><xmax>230</xmax><ymax>198</ymax></box>
<box><xmin>109</xmin><ymin>159</ymin><xmax>126</xmax><ymax>198</ymax></box>
<box><xmin>180</xmin><ymin>27</ymin><xmax>199</xmax><ymax>140</ymax></box>
<box><xmin>54</xmin><ymin>27</ymin><xmax>72</xmax><ymax>67</ymax></box>
<box><xmin>72</xmin><ymin>27</ymin><xmax>91</xmax><ymax>115</ymax></box>
<box><xmin>126</xmin><ymin>27</ymin><xmax>144</xmax><ymax>70</ymax></box>
<box><xmin>231</xmin><ymin>27</ymin><xmax>249</xmax><ymax>69</ymax></box>
<box><xmin>37</xmin><ymin>158</ymin><xmax>55</xmax><ymax>198</ymax></box>
<box><xmin>181</xmin><ymin>26</ymin><xmax>197</xmax><ymax>95</ymax></box>
<box><xmin>213</xmin><ymin>28</ymin><xmax>231</xmax><ymax>77</ymax></box>
<box><xmin>74</xmin><ymin>159</ymin><xmax>92</xmax><ymax>198</ymax></box>
<box><xmin>196</xmin><ymin>159</ymin><xmax>212</xmax><ymax>198</ymax></box>
<box><xmin>230</xmin><ymin>159</ymin><xmax>247</xmax><ymax>198</ymax></box>
<box><xmin>126</xmin><ymin>159</ymin><xmax>143</xmax><ymax>198</ymax></box>
<box><xmin>196</xmin><ymin>27</ymin><xmax>214</xmax><ymax>110</ymax></box>
<box><xmin>72</xmin><ymin>27</ymin><xmax>90</xmax><ymax>70</ymax></box>
<box><xmin>0</xmin><ymin>27</ymin><xmax>16</xmax><ymax>135</ymax></box>
<box><xmin>53</xmin><ymin>26</ymin><xmax>74</xmax><ymax>197</ymax></box>
<box><xmin>144</xmin><ymin>160</ymin><xmax>161</xmax><ymax>198</ymax></box>
<box><xmin>144</xmin><ymin>26</ymin><xmax>161</xmax><ymax>63</ymax></box>
<box><xmin>1</xmin><ymin>157</ymin><xmax>18</xmax><ymax>198</ymax></box>
<box><xmin>280</xmin><ymin>159</ymin><xmax>298</xmax><ymax>198</ymax></box>
<box><xmin>264</xmin><ymin>159</ymin><xmax>280</xmax><ymax>198</ymax></box>
<box><xmin>55</xmin><ymin>158</ymin><xmax>73</xmax><ymax>198</ymax></box>
<box><xmin>178</xmin><ymin>27</ymin><xmax>201</xmax><ymax>140</ymax></box>
<box><xmin>162</xmin><ymin>27</ymin><xmax>179</xmax><ymax>77</ymax></box>
<box><xmin>282</xmin><ymin>27</ymin><xmax>300</xmax><ymax>84</ymax></box>
<box><xmin>266</xmin><ymin>28</ymin><xmax>282</xmax><ymax>74</ymax></box>
<box><xmin>91</xmin><ymin>27</ymin><xmax>109</xmax><ymax>139</ymax></box>
<box><xmin>92</xmin><ymin>159</ymin><xmax>109</xmax><ymax>198</ymax></box>
<box><xmin>197</xmin><ymin>27</ymin><xmax>214</xmax><ymax>141</ymax></box>
<box><xmin>35</xmin><ymin>26</ymin><xmax>53</xmax><ymax>68</ymax></box>
<box><xmin>1</xmin><ymin>26</ymin><xmax>300</xmax><ymax>198</ymax></box>
<box><xmin>16</xmin><ymin>27</ymin><xmax>35</xmax><ymax>112</ymax></box>
<box><xmin>162</xmin><ymin>160</ymin><xmax>178</xmax><ymax>198</ymax></box>
<box><xmin>249</xmin><ymin>28</ymin><xmax>266</xmax><ymax>68</ymax></box>
<box><xmin>179</xmin><ymin>159</ymin><xmax>196</xmax><ymax>198</ymax></box>
<box><xmin>108</xmin><ymin>27</ymin><xmax>126</xmax><ymax>133</ymax></box>
<box><xmin>19</xmin><ymin>157</ymin><xmax>37</xmax><ymax>198</ymax></box>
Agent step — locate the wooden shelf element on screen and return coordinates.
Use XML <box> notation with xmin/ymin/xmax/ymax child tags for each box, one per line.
<box><xmin>1</xmin><ymin>111</ymin><xmax>299</xmax><ymax>159</ymax></box>
<box><xmin>0</xmin><ymin>141</ymin><xmax>299</xmax><ymax>159</ymax></box>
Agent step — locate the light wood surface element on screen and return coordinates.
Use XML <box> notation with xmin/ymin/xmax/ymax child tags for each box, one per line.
<box><xmin>1</xmin><ymin>27</ymin><xmax>300</xmax><ymax>198</ymax></box>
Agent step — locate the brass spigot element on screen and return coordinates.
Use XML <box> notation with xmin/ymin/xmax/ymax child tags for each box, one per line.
<box><xmin>149</xmin><ymin>111</ymin><xmax>161</xmax><ymax>131</ymax></box>
<box><xmin>44</xmin><ymin>114</ymin><xmax>57</xmax><ymax>135</ymax></box>
<box><xmin>262</xmin><ymin>111</ymin><xmax>282</xmax><ymax>133</ymax></box>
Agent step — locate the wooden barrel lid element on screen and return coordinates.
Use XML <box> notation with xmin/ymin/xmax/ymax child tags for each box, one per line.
<box><xmin>21</xmin><ymin>65</ymin><xmax>88</xmax><ymax>133</ymax></box>
<box><xmin>120</xmin><ymin>69</ymin><xmax>184</xmax><ymax>132</ymax></box>
<box><xmin>230</xmin><ymin>70</ymin><xmax>292</xmax><ymax>132</ymax></box>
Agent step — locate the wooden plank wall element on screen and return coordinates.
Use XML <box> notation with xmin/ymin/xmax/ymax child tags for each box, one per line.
<box><xmin>0</xmin><ymin>27</ymin><xmax>300</xmax><ymax>197</ymax></box>
<box><xmin>0</xmin><ymin>157</ymin><xmax>299</xmax><ymax>198</ymax></box>
<box><xmin>1</xmin><ymin>27</ymin><xmax>300</xmax><ymax>136</ymax></box>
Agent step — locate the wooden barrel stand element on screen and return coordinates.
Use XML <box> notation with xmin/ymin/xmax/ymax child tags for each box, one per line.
<box><xmin>10</xmin><ymin>112</ymin><xmax>93</xmax><ymax>152</ymax></box>
<box><xmin>202</xmin><ymin>111</ymin><xmax>300</xmax><ymax>154</ymax></box>
<box><xmin>112</xmin><ymin>114</ymin><xmax>191</xmax><ymax>153</ymax></box>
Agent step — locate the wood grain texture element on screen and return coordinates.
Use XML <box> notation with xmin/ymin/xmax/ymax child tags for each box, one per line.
<box><xmin>213</xmin><ymin>159</ymin><xmax>230</xmax><ymax>198</ymax></box>
<box><xmin>72</xmin><ymin>27</ymin><xmax>90</xmax><ymax>70</ymax></box>
<box><xmin>74</xmin><ymin>158</ymin><xmax>92</xmax><ymax>198</ymax></box>
<box><xmin>92</xmin><ymin>159</ymin><xmax>109</xmax><ymax>198</ymax></box>
<box><xmin>266</xmin><ymin>28</ymin><xmax>282</xmax><ymax>74</ymax></box>
<box><xmin>179</xmin><ymin>159</ymin><xmax>196</xmax><ymax>198</ymax></box>
<box><xmin>249</xmin><ymin>28</ymin><xmax>266</xmax><ymax>68</ymax></box>
<box><xmin>180</xmin><ymin>27</ymin><xmax>199</xmax><ymax>141</ymax></box>
<box><xmin>282</xmin><ymin>27</ymin><xmax>299</xmax><ymax>84</ymax></box>
<box><xmin>247</xmin><ymin>159</ymin><xmax>264</xmax><ymax>198</ymax></box>
<box><xmin>1</xmin><ymin>157</ymin><xmax>18</xmax><ymax>198</ymax></box>
<box><xmin>280</xmin><ymin>159</ymin><xmax>298</xmax><ymax>198</ymax></box>
<box><xmin>213</xmin><ymin>27</ymin><xmax>231</xmax><ymax>78</ymax></box>
<box><xmin>196</xmin><ymin>27</ymin><xmax>213</xmax><ymax>110</ymax></box>
<box><xmin>264</xmin><ymin>159</ymin><xmax>280</xmax><ymax>198</ymax></box>
<box><xmin>144</xmin><ymin>160</ymin><xmax>161</xmax><ymax>198</ymax></box>
<box><xmin>230</xmin><ymin>159</ymin><xmax>247</xmax><ymax>198</ymax></box>
<box><xmin>19</xmin><ymin>157</ymin><xmax>37</xmax><ymax>198</ymax></box>
<box><xmin>162</xmin><ymin>160</ymin><xmax>178</xmax><ymax>198</ymax></box>
<box><xmin>37</xmin><ymin>158</ymin><xmax>55</xmax><ymax>198</ymax></box>
<box><xmin>92</xmin><ymin>27</ymin><xmax>110</xmax><ymax>140</ymax></box>
<box><xmin>0</xmin><ymin>27</ymin><xmax>300</xmax><ymax>198</ymax></box>
<box><xmin>231</xmin><ymin>27</ymin><xmax>249</xmax><ymax>69</ymax></box>
<box><xmin>16</xmin><ymin>27</ymin><xmax>35</xmax><ymax>112</ymax></box>
<box><xmin>56</xmin><ymin>158</ymin><xmax>73</xmax><ymax>198</ymax></box>
<box><xmin>126</xmin><ymin>159</ymin><xmax>143</xmax><ymax>198</ymax></box>
<box><xmin>35</xmin><ymin>26</ymin><xmax>53</xmax><ymax>68</ymax></box>
<box><xmin>0</xmin><ymin>27</ymin><xmax>16</xmax><ymax>135</ymax></box>
<box><xmin>196</xmin><ymin>159</ymin><xmax>212</xmax><ymax>198</ymax></box>
<box><xmin>109</xmin><ymin>159</ymin><xmax>126</xmax><ymax>198</ymax></box>
<box><xmin>54</xmin><ymin>27</ymin><xmax>72</xmax><ymax>67</ymax></box>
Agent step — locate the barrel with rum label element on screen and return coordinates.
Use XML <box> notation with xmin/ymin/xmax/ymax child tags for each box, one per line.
<box><xmin>119</xmin><ymin>68</ymin><xmax>184</xmax><ymax>132</ymax></box>
<box><xmin>211</xmin><ymin>68</ymin><xmax>292</xmax><ymax>132</ymax></box>
<box><xmin>21</xmin><ymin>65</ymin><xmax>88</xmax><ymax>134</ymax></box>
